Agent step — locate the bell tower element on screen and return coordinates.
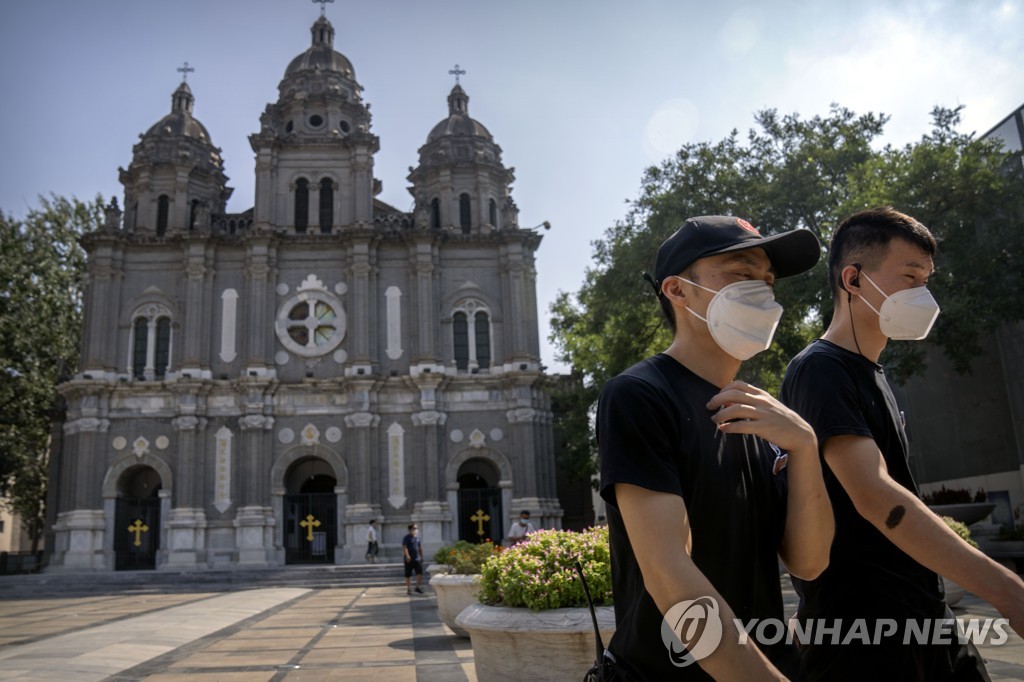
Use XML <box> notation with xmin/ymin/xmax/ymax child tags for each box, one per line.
<box><xmin>249</xmin><ymin>15</ymin><xmax>379</xmax><ymax>233</ymax></box>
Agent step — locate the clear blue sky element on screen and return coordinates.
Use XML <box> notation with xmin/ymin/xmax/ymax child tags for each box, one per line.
<box><xmin>1</xmin><ymin>1</ymin><xmax>1021</xmax><ymax>373</ymax></box>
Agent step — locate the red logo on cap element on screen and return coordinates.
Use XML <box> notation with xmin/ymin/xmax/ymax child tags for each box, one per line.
<box><xmin>736</xmin><ymin>218</ymin><xmax>759</xmax><ymax>234</ymax></box>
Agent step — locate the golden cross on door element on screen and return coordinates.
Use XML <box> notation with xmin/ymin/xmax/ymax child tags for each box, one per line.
<box><xmin>470</xmin><ymin>508</ymin><xmax>490</xmax><ymax>537</ymax></box>
<box><xmin>300</xmin><ymin>514</ymin><xmax>321</xmax><ymax>542</ymax></box>
<box><xmin>127</xmin><ymin>519</ymin><xmax>149</xmax><ymax>547</ymax></box>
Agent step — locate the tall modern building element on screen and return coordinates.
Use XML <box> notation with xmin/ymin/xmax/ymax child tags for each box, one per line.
<box><xmin>49</xmin><ymin>13</ymin><xmax>561</xmax><ymax>571</ymax></box>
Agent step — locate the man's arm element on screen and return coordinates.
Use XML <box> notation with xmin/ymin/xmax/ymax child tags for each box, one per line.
<box><xmin>707</xmin><ymin>382</ymin><xmax>833</xmax><ymax>580</ymax></box>
<box><xmin>825</xmin><ymin>434</ymin><xmax>1024</xmax><ymax>636</ymax></box>
<box><xmin>615</xmin><ymin>483</ymin><xmax>787</xmax><ymax>681</ymax></box>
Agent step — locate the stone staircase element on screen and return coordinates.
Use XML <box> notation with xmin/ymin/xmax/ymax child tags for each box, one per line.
<box><xmin>0</xmin><ymin>562</ymin><xmax>417</xmax><ymax>598</ymax></box>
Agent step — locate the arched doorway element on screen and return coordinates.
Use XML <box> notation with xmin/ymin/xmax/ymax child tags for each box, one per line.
<box><xmin>114</xmin><ymin>466</ymin><xmax>162</xmax><ymax>570</ymax></box>
<box><xmin>457</xmin><ymin>458</ymin><xmax>502</xmax><ymax>543</ymax></box>
<box><xmin>283</xmin><ymin>457</ymin><xmax>338</xmax><ymax>564</ymax></box>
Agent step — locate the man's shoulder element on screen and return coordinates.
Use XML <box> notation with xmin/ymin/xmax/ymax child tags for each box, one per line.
<box><xmin>601</xmin><ymin>354</ymin><xmax>701</xmax><ymax>400</ymax></box>
<box><xmin>785</xmin><ymin>340</ymin><xmax>857</xmax><ymax>383</ymax></box>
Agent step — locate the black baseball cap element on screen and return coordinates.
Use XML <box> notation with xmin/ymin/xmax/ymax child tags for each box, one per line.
<box><xmin>652</xmin><ymin>216</ymin><xmax>820</xmax><ymax>286</ymax></box>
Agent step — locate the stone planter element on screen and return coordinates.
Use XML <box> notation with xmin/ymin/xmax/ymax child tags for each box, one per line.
<box><xmin>929</xmin><ymin>503</ymin><xmax>996</xmax><ymax>526</ymax></box>
<box><xmin>457</xmin><ymin>602</ymin><xmax>616</xmax><ymax>682</ymax></box>
<box><xmin>431</xmin><ymin>573</ymin><xmax>481</xmax><ymax>637</ymax></box>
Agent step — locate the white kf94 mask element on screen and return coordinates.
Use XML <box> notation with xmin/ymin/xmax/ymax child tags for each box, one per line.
<box><xmin>678</xmin><ymin>277</ymin><xmax>783</xmax><ymax>360</ymax></box>
<box><xmin>859</xmin><ymin>272</ymin><xmax>940</xmax><ymax>341</ymax></box>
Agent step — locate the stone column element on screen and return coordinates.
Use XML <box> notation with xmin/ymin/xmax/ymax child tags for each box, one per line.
<box><xmin>180</xmin><ymin>241</ymin><xmax>209</xmax><ymax>375</ymax></box>
<box><xmin>344</xmin><ymin>409</ymin><xmax>379</xmax><ymax>504</ymax></box>
<box><xmin>165</xmin><ymin>413</ymin><xmax>208</xmax><ymax>568</ymax></box>
<box><xmin>349</xmin><ymin>242</ymin><xmax>375</xmax><ymax>369</ymax></box>
<box><xmin>412</xmin><ymin>238</ymin><xmax>439</xmax><ymax>363</ymax></box>
<box><xmin>499</xmin><ymin>242</ymin><xmax>530</xmax><ymax>363</ymax></box>
<box><xmin>243</xmin><ymin>239</ymin><xmax>273</xmax><ymax>375</ymax></box>
<box><xmin>52</xmin><ymin>416</ymin><xmax>110</xmax><ymax>570</ymax></box>
<box><xmin>235</xmin><ymin>412</ymin><xmax>275</xmax><ymax>566</ymax></box>
<box><xmin>81</xmin><ymin>241</ymin><xmax>122</xmax><ymax>376</ymax></box>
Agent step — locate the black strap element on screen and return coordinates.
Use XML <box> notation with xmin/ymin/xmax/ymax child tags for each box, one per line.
<box><xmin>574</xmin><ymin>561</ymin><xmax>604</xmax><ymax>662</ymax></box>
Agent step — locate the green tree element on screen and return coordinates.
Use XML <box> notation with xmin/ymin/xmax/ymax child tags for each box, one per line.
<box><xmin>0</xmin><ymin>195</ymin><xmax>99</xmax><ymax>552</ymax></box>
<box><xmin>551</xmin><ymin>105</ymin><xmax>1024</xmax><ymax>480</ymax></box>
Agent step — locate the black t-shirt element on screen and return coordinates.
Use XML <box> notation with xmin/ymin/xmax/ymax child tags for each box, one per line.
<box><xmin>598</xmin><ymin>353</ymin><xmax>803</xmax><ymax>680</ymax></box>
<box><xmin>780</xmin><ymin>339</ymin><xmax>944</xmax><ymax>625</ymax></box>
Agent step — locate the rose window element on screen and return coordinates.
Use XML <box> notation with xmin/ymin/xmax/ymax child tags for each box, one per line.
<box><xmin>275</xmin><ymin>290</ymin><xmax>346</xmax><ymax>358</ymax></box>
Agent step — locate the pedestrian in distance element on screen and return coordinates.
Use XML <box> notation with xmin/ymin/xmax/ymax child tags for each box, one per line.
<box><xmin>598</xmin><ymin>215</ymin><xmax>834</xmax><ymax>680</ymax></box>
<box><xmin>402</xmin><ymin>523</ymin><xmax>424</xmax><ymax>595</ymax></box>
<box><xmin>506</xmin><ymin>510</ymin><xmax>536</xmax><ymax>546</ymax></box>
<box><xmin>365</xmin><ymin>519</ymin><xmax>379</xmax><ymax>564</ymax></box>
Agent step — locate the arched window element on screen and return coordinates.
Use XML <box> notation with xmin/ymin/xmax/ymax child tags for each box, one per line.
<box><xmin>154</xmin><ymin>318</ymin><xmax>171</xmax><ymax>378</ymax></box>
<box><xmin>295</xmin><ymin>178</ymin><xmax>309</xmax><ymax>233</ymax></box>
<box><xmin>130</xmin><ymin>304</ymin><xmax>174</xmax><ymax>381</ymax></box>
<box><xmin>474</xmin><ymin>311</ymin><xmax>490</xmax><ymax>370</ymax></box>
<box><xmin>430</xmin><ymin>198</ymin><xmax>441</xmax><ymax>229</ymax></box>
<box><xmin>459</xmin><ymin>193</ymin><xmax>472</xmax><ymax>234</ymax></box>
<box><xmin>132</xmin><ymin>319</ymin><xmax>148</xmax><ymax>379</ymax></box>
<box><xmin>453</xmin><ymin>312</ymin><xmax>469</xmax><ymax>370</ymax></box>
<box><xmin>188</xmin><ymin>199</ymin><xmax>198</xmax><ymax>231</ymax></box>
<box><xmin>452</xmin><ymin>300</ymin><xmax>491</xmax><ymax>372</ymax></box>
<box><xmin>319</xmin><ymin>178</ymin><xmax>333</xmax><ymax>233</ymax></box>
<box><xmin>156</xmin><ymin>195</ymin><xmax>169</xmax><ymax>236</ymax></box>
<box><xmin>489</xmin><ymin>199</ymin><xmax>497</xmax><ymax>228</ymax></box>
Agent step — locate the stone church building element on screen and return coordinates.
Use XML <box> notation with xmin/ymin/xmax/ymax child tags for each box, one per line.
<box><xmin>49</xmin><ymin>14</ymin><xmax>561</xmax><ymax>571</ymax></box>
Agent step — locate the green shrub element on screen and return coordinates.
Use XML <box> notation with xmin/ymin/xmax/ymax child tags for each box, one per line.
<box><xmin>433</xmin><ymin>540</ymin><xmax>500</xmax><ymax>574</ymax></box>
<box><xmin>478</xmin><ymin>526</ymin><xmax>612</xmax><ymax>611</ymax></box>
<box><xmin>942</xmin><ymin>516</ymin><xmax>979</xmax><ymax>548</ymax></box>
<box><xmin>923</xmin><ymin>486</ymin><xmax>986</xmax><ymax>505</ymax></box>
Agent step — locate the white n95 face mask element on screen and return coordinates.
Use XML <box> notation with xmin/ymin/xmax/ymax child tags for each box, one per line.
<box><xmin>860</xmin><ymin>272</ymin><xmax>940</xmax><ymax>341</ymax></box>
<box><xmin>679</xmin><ymin>278</ymin><xmax>783</xmax><ymax>360</ymax></box>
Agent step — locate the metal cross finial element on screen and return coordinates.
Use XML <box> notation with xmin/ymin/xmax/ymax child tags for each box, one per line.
<box><xmin>448</xmin><ymin>64</ymin><xmax>466</xmax><ymax>84</ymax></box>
<box><xmin>312</xmin><ymin>0</ymin><xmax>334</xmax><ymax>16</ymax></box>
<box><xmin>177</xmin><ymin>61</ymin><xmax>195</xmax><ymax>82</ymax></box>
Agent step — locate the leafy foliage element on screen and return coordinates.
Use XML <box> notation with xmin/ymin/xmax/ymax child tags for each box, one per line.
<box><xmin>478</xmin><ymin>526</ymin><xmax>611</xmax><ymax>610</ymax></box>
<box><xmin>432</xmin><ymin>540</ymin><xmax>501</xmax><ymax>574</ymax></box>
<box><xmin>550</xmin><ymin>104</ymin><xmax>1024</xmax><ymax>481</ymax></box>
<box><xmin>942</xmin><ymin>516</ymin><xmax>979</xmax><ymax>549</ymax></box>
<box><xmin>0</xmin><ymin>195</ymin><xmax>99</xmax><ymax>549</ymax></box>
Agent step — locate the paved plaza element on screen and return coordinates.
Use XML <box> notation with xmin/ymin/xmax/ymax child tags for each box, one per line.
<box><xmin>0</xmin><ymin>574</ymin><xmax>1021</xmax><ymax>681</ymax></box>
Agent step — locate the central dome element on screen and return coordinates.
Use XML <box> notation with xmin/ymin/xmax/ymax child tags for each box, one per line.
<box><xmin>283</xmin><ymin>16</ymin><xmax>355</xmax><ymax>80</ymax></box>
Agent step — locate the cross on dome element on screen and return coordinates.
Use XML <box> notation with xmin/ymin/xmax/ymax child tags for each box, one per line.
<box><xmin>312</xmin><ymin>0</ymin><xmax>334</xmax><ymax>17</ymax></box>
<box><xmin>177</xmin><ymin>61</ymin><xmax>195</xmax><ymax>82</ymax></box>
<box><xmin>448</xmin><ymin>64</ymin><xmax>466</xmax><ymax>85</ymax></box>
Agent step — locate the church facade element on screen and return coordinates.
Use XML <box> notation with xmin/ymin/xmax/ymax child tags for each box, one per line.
<box><xmin>49</xmin><ymin>14</ymin><xmax>561</xmax><ymax>571</ymax></box>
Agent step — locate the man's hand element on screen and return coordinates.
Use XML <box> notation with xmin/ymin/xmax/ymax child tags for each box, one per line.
<box><xmin>706</xmin><ymin>381</ymin><xmax>833</xmax><ymax>580</ymax></box>
<box><xmin>706</xmin><ymin>381</ymin><xmax>817</xmax><ymax>456</ymax></box>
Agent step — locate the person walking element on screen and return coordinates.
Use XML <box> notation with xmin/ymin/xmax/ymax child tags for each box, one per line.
<box><xmin>598</xmin><ymin>215</ymin><xmax>833</xmax><ymax>680</ymax></box>
<box><xmin>365</xmin><ymin>519</ymin><xmax>379</xmax><ymax>564</ymax></box>
<box><xmin>402</xmin><ymin>523</ymin><xmax>424</xmax><ymax>595</ymax></box>
<box><xmin>781</xmin><ymin>206</ymin><xmax>1024</xmax><ymax>680</ymax></box>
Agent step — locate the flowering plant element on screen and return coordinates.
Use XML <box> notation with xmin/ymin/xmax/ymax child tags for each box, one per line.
<box><xmin>943</xmin><ymin>516</ymin><xmax>979</xmax><ymax>548</ymax></box>
<box><xmin>478</xmin><ymin>526</ymin><xmax>612</xmax><ymax>611</ymax></box>
<box><xmin>432</xmin><ymin>540</ymin><xmax>501</xmax><ymax>574</ymax></box>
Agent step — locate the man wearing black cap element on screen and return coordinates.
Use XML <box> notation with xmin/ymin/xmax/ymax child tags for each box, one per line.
<box><xmin>598</xmin><ymin>216</ymin><xmax>833</xmax><ymax>680</ymax></box>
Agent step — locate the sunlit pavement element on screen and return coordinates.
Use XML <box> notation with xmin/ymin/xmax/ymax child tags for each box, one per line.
<box><xmin>0</xmin><ymin>576</ymin><xmax>1019</xmax><ymax>680</ymax></box>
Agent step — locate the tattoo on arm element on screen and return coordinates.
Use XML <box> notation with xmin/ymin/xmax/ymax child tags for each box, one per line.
<box><xmin>885</xmin><ymin>505</ymin><xmax>906</xmax><ymax>530</ymax></box>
